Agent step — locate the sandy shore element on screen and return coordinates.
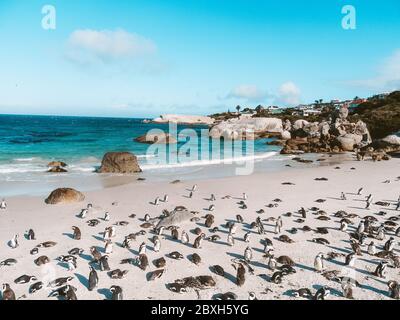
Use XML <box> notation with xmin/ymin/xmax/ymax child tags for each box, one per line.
<box><xmin>1</xmin><ymin>155</ymin><xmax>400</xmax><ymax>300</ymax></box>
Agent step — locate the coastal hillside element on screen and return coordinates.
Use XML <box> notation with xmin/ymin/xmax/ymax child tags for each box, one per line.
<box><xmin>349</xmin><ymin>91</ymin><xmax>400</xmax><ymax>139</ymax></box>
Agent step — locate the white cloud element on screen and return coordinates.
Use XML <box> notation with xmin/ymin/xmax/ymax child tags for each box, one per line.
<box><xmin>226</xmin><ymin>84</ymin><xmax>270</xmax><ymax>101</ymax></box>
<box><xmin>347</xmin><ymin>49</ymin><xmax>400</xmax><ymax>91</ymax></box>
<box><xmin>276</xmin><ymin>81</ymin><xmax>301</xmax><ymax>106</ymax></box>
<box><xmin>65</xmin><ymin>29</ymin><xmax>157</xmax><ymax>65</ymax></box>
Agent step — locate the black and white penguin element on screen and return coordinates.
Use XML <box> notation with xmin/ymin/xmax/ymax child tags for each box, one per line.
<box><xmin>2</xmin><ymin>284</ymin><xmax>15</xmax><ymax>300</ymax></box>
<box><xmin>244</xmin><ymin>232</ymin><xmax>250</xmax><ymax>243</ymax></box>
<box><xmin>314</xmin><ymin>253</ymin><xmax>324</xmax><ymax>272</ymax></box>
<box><xmin>388</xmin><ymin>281</ymin><xmax>400</xmax><ymax>299</ymax></box>
<box><xmin>367</xmin><ymin>241</ymin><xmax>376</xmax><ymax>255</ymax></box>
<box><xmin>0</xmin><ymin>199</ymin><xmax>7</xmax><ymax>210</ymax></box>
<box><xmin>99</xmin><ymin>255</ymin><xmax>110</xmax><ymax>271</ymax></box>
<box><xmin>357</xmin><ymin>188</ymin><xmax>363</xmax><ymax>195</ymax></box>
<box><xmin>244</xmin><ymin>247</ymin><xmax>253</xmax><ymax>262</ymax></box>
<box><xmin>9</xmin><ymin>234</ymin><xmax>19</xmax><ymax>249</ymax></box>
<box><xmin>88</xmin><ymin>266</ymin><xmax>99</xmax><ymax>291</ymax></box>
<box><xmin>227</xmin><ymin>233</ymin><xmax>235</xmax><ymax>246</ymax></box>
<box><xmin>163</xmin><ymin>195</ymin><xmax>169</xmax><ymax>203</ymax></box>
<box><xmin>153</xmin><ymin>237</ymin><xmax>161</xmax><ymax>252</ymax></box>
<box><xmin>193</xmin><ymin>233</ymin><xmax>205</xmax><ymax>249</ymax></box>
<box><xmin>171</xmin><ymin>227</ymin><xmax>179</xmax><ymax>240</ymax></box>
<box><xmin>181</xmin><ymin>230</ymin><xmax>189</xmax><ymax>244</ymax></box>
<box><xmin>169</xmin><ymin>251</ymin><xmax>184</xmax><ymax>260</ymax></box>
<box><xmin>208</xmin><ymin>204</ymin><xmax>215</xmax><ymax>212</ymax></box>
<box><xmin>0</xmin><ymin>258</ymin><xmax>17</xmax><ymax>267</ymax></box>
<box><xmin>103</xmin><ymin>212</ymin><xmax>110</xmax><ymax>221</ymax></box>
<box><xmin>90</xmin><ymin>246</ymin><xmax>102</xmax><ymax>262</ymax></box>
<box><xmin>345</xmin><ymin>253</ymin><xmax>356</xmax><ymax>267</ymax></box>
<box><xmin>110</xmin><ymin>285</ymin><xmax>123</xmax><ymax>300</ymax></box>
<box><xmin>340</xmin><ymin>219</ymin><xmax>348</xmax><ymax>232</ymax></box>
<box><xmin>68</xmin><ymin>248</ymin><xmax>84</xmax><ymax>256</ymax></box>
<box><xmin>79</xmin><ymin>208</ymin><xmax>88</xmax><ymax>219</ymax></box>
<box><xmin>48</xmin><ymin>276</ymin><xmax>74</xmax><ymax>288</ymax></box>
<box><xmin>205</xmin><ymin>214</ymin><xmax>214</xmax><ymax>228</ymax></box>
<box><xmin>64</xmin><ymin>285</ymin><xmax>78</xmax><ymax>300</ymax></box>
<box><xmin>29</xmin><ymin>281</ymin><xmax>43</xmax><ymax>294</ymax></box>
<box><xmin>384</xmin><ymin>237</ymin><xmax>395</xmax><ymax>252</ymax></box>
<box><xmin>154</xmin><ymin>197</ymin><xmax>160</xmax><ymax>206</ymax></box>
<box><xmin>374</xmin><ymin>261</ymin><xmax>389</xmax><ymax>278</ymax></box>
<box><xmin>229</xmin><ymin>223</ymin><xmax>237</xmax><ymax>235</ymax></box>
<box><xmin>27</xmin><ymin>229</ymin><xmax>36</xmax><ymax>240</ymax></box>
<box><xmin>139</xmin><ymin>242</ymin><xmax>147</xmax><ymax>255</ymax></box>
<box><xmin>314</xmin><ymin>286</ymin><xmax>330</xmax><ymax>300</ymax></box>
<box><xmin>14</xmin><ymin>275</ymin><xmax>37</xmax><ymax>284</ymax></box>
<box><xmin>104</xmin><ymin>239</ymin><xmax>113</xmax><ymax>254</ymax></box>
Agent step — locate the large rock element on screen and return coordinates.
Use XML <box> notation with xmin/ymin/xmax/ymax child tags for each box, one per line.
<box><xmin>152</xmin><ymin>114</ymin><xmax>214</xmax><ymax>125</ymax></box>
<box><xmin>336</xmin><ymin>136</ymin><xmax>355</xmax><ymax>151</ymax></box>
<box><xmin>382</xmin><ymin>135</ymin><xmax>400</xmax><ymax>146</ymax></box>
<box><xmin>134</xmin><ymin>133</ymin><xmax>177</xmax><ymax>144</ymax></box>
<box><xmin>281</xmin><ymin>130</ymin><xmax>291</xmax><ymax>140</ymax></box>
<box><xmin>45</xmin><ymin>188</ymin><xmax>85</xmax><ymax>204</ymax></box>
<box><xmin>293</xmin><ymin>119</ymin><xmax>309</xmax><ymax>130</ymax></box>
<box><xmin>98</xmin><ymin>152</ymin><xmax>142</xmax><ymax>174</ymax></box>
<box><xmin>209</xmin><ymin>117</ymin><xmax>283</xmax><ymax>140</ymax></box>
<box><xmin>48</xmin><ymin>161</ymin><xmax>67</xmax><ymax>167</ymax></box>
<box><xmin>48</xmin><ymin>166</ymin><xmax>68</xmax><ymax>173</ymax></box>
<box><xmin>156</xmin><ymin>206</ymin><xmax>194</xmax><ymax>228</ymax></box>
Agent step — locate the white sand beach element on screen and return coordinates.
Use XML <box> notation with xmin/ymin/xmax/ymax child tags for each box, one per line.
<box><xmin>1</xmin><ymin>155</ymin><xmax>399</xmax><ymax>300</ymax></box>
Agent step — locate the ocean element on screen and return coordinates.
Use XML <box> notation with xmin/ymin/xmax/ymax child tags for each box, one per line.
<box><xmin>0</xmin><ymin>114</ymin><xmax>284</xmax><ymax>196</ymax></box>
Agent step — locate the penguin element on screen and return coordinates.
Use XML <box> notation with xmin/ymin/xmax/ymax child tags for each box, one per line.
<box><xmin>376</xmin><ymin>226</ymin><xmax>386</xmax><ymax>241</ymax></box>
<box><xmin>191</xmin><ymin>184</ymin><xmax>197</xmax><ymax>192</ymax></box>
<box><xmin>189</xmin><ymin>191</ymin><xmax>193</xmax><ymax>198</ymax></box>
<box><xmin>27</xmin><ymin>229</ymin><xmax>36</xmax><ymax>240</ymax></box>
<box><xmin>72</xmin><ymin>226</ymin><xmax>81</xmax><ymax>240</ymax></box>
<box><xmin>345</xmin><ymin>253</ymin><xmax>356</xmax><ymax>267</ymax></box>
<box><xmin>244</xmin><ymin>247</ymin><xmax>253</xmax><ymax>262</ymax></box>
<box><xmin>154</xmin><ymin>237</ymin><xmax>161</xmax><ymax>252</ymax></box>
<box><xmin>341</xmin><ymin>192</ymin><xmax>347</xmax><ymax>200</ymax></box>
<box><xmin>163</xmin><ymin>195</ymin><xmax>169</xmax><ymax>203</ymax></box>
<box><xmin>110</xmin><ymin>285</ymin><xmax>123</xmax><ymax>300</ymax></box>
<box><xmin>103</xmin><ymin>212</ymin><xmax>110</xmax><ymax>221</ymax></box>
<box><xmin>171</xmin><ymin>227</ymin><xmax>179</xmax><ymax>240</ymax></box>
<box><xmin>14</xmin><ymin>275</ymin><xmax>37</xmax><ymax>284</ymax></box>
<box><xmin>373</xmin><ymin>261</ymin><xmax>389</xmax><ymax>278</ymax></box>
<box><xmin>229</xmin><ymin>223</ymin><xmax>237</xmax><ymax>235</ymax></box>
<box><xmin>367</xmin><ymin>241</ymin><xmax>376</xmax><ymax>255</ymax></box>
<box><xmin>227</xmin><ymin>233</ymin><xmax>235</xmax><ymax>246</ymax></box>
<box><xmin>208</xmin><ymin>204</ymin><xmax>215</xmax><ymax>211</ymax></box>
<box><xmin>277</xmin><ymin>216</ymin><xmax>283</xmax><ymax>228</ymax></box>
<box><xmin>64</xmin><ymin>285</ymin><xmax>78</xmax><ymax>301</ymax></box>
<box><xmin>69</xmin><ymin>248</ymin><xmax>84</xmax><ymax>256</ymax></box>
<box><xmin>9</xmin><ymin>234</ymin><xmax>19</xmax><ymax>249</ymax></box>
<box><xmin>29</xmin><ymin>281</ymin><xmax>43</xmax><ymax>294</ymax></box>
<box><xmin>67</xmin><ymin>259</ymin><xmax>77</xmax><ymax>271</ymax></box>
<box><xmin>248</xmin><ymin>292</ymin><xmax>257</xmax><ymax>300</ymax></box>
<box><xmin>236</xmin><ymin>215</ymin><xmax>244</xmax><ymax>224</ymax></box>
<box><xmin>242</xmin><ymin>193</ymin><xmax>247</xmax><ymax>200</ymax></box>
<box><xmin>236</xmin><ymin>263</ymin><xmax>246</xmax><ymax>286</ymax></box>
<box><xmin>109</xmin><ymin>226</ymin><xmax>116</xmax><ymax>238</ymax></box>
<box><xmin>210</xmin><ymin>194</ymin><xmax>216</xmax><ymax>201</ymax></box>
<box><xmin>169</xmin><ymin>251</ymin><xmax>184</xmax><ymax>260</ymax></box>
<box><xmin>193</xmin><ymin>233</ymin><xmax>205</xmax><ymax>249</ymax></box>
<box><xmin>79</xmin><ymin>209</ymin><xmax>88</xmax><ymax>219</ymax></box>
<box><xmin>99</xmin><ymin>255</ymin><xmax>110</xmax><ymax>271</ymax></box>
<box><xmin>0</xmin><ymin>199</ymin><xmax>7</xmax><ymax>210</ymax></box>
<box><xmin>48</xmin><ymin>276</ymin><xmax>74</xmax><ymax>288</ymax></box>
<box><xmin>90</xmin><ymin>246</ymin><xmax>102</xmax><ymax>262</ymax></box>
<box><xmin>244</xmin><ymin>232</ymin><xmax>250</xmax><ymax>243</ymax></box>
<box><xmin>340</xmin><ymin>219</ymin><xmax>348</xmax><ymax>232</ymax></box>
<box><xmin>109</xmin><ymin>269</ymin><xmax>128</xmax><ymax>279</ymax></box>
<box><xmin>205</xmin><ymin>215</ymin><xmax>214</xmax><ymax>228</ymax></box>
<box><xmin>2</xmin><ymin>284</ymin><xmax>15</xmax><ymax>300</ymax></box>
<box><xmin>144</xmin><ymin>214</ymin><xmax>150</xmax><ymax>222</ymax></box>
<box><xmin>268</xmin><ymin>255</ymin><xmax>277</xmax><ymax>270</ymax></box>
<box><xmin>154</xmin><ymin>197</ymin><xmax>160</xmax><ymax>206</ymax></box>
<box><xmin>104</xmin><ymin>239</ymin><xmax>113</xmax><ymax>254</ymax></box>
<box><xmin>212</xmin><ymin>265</ymin><xmax>225</xmax><ymax>276</ymax></box>
<box><xmin>191</xmin><ymin>253</ymin><xmax>202</xmax><ymax>265</ymax></box>
<box><xmin>264</xmin><ymin>238</ymin><xmax>274</xmax><ymax>252</ymax></box>
<box><xmin>88</xmin><ymin>266</ymin><xmax>98</xmax><ymax>291</ymax></box>
<box><xmin>299</xmin><ymin>207</ymin><xmax>307</xmax><ymax>219</ymax></box>
<box><xmin>384</xmin><ymin>237</ymin><xmax>395</xmax><ymax>252</ymax></box>
<box><xmin>314</xmin><ymin>286</ymin><xmax>330</xmax><ymax>300</ymax></box>
<box><xmin>0</xmin><ymin>258</ymin><xmax>17</xmax><ymax>267</ymax></box>
<box><xmin>271</xmin><ymin>271</ymin><xmax>284</xmax><ymax>284</ymax></box>
<box><xmin>293</xmin><ymin>288</ymin><xmax>312</xmax><ymax>299</ymax></box>
<box><xmin>388</xmin><ymin>281</ymin><xmax>400</xmax><ymax>300</ymax></box>
<box><xmin>34</xmin><ymin>256</ymin><xmax>50</xmax><ymax>266</ymax></box>
<box><xmin>357</xmin><ymin>221</ymin><xmax>365</xmax><ymax>234</ymax></box>
<box><xmin>139</xmin><ymin>242</ymin><xmax>147</xmax><ymax>255</ymax></box>
<box><xmin>181</xmin><ymin>230</ymin><xmax>189</xmax><ymax>244</ymax></box>
<box><xmin>350</xmin><ymin>239</ymin><xmax>363</xmax><ymax>256</ymax></box>
<box><xmin>357</xmin><ymin>188</ymin><xmax>363</xmax><ymax>195</ymax></box>
<box><xmin>138</xmin><ymin>254</ymin><xmax>149</xmax><ymax>270</ymax></box>
<box><xmin>157</xmin><ymin>226</ymin><xmax>165</xmax><ymax>236</ymax></box>
<box><xmin>274</xmin><ymin>221</ymin><xmax>281</xmax><ymax>234</ymax></box>
<box><xmin>314</xmin><ymin>253</ymin><xmax>325</xmax><ymax>272</ymax></box>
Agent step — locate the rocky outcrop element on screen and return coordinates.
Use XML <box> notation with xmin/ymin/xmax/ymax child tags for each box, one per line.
<box><xmin>280</xmin><ymin>107</ymin><xmax>373</xmax><ymax>155</ymax></box>
<box><xmin>45</xmin><ymin>188</ymin><xmax>85</xmax><ymax>204</ymax></box>
<box><xmin>156</xmin><ymin>206</ymin><xmax>194</xmax><ymax>228</ymax></box>
<box><xmin>209</xmin><ymin>116</ymin><xmax>283</xmax><ymax>140</ymax></box>
<box><xmin>382</xmin><ymin>135</ymin><xmax>400</xmax><ymax>146</ymax></box>
<box><xmin>134</xmin><ymin>133</ymin><xmax>177</xmax><ymax>144</ymax></box>
<box><xmin>48</xmin><ymin>166</ymin><xmax>68</xmax><ymax>173</ymax></box>
<box><xmin>152</xmin><ymin>114</ymin><xmax>215</xmax><ymax>125</ymax></box>
<box><xmin>97</xmin><ymin>152</ymin><xmax>142</xmax><ymax>174</ymax></box>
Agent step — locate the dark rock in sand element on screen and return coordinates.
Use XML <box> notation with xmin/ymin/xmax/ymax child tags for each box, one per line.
<box><xmin>47</xmin><ymin>166</ymin><xmax>68</xmax><ymax>173</ymax></box>
<box><xmin>45</xmin><ymin>188</ymin><xmax>85</xmax><ymax>205</ymax></box>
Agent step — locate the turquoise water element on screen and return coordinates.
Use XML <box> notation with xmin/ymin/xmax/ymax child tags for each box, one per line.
<box><xmin>0</xmin><ymin>114</ymin><xmax>282</xmax><ymax>185</ymax></box>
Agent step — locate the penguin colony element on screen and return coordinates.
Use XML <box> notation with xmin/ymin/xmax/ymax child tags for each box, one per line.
<box><xmin>1</xmin><ymin>171</ymin><xmax>400</xmax><ymax>301</ymax></box>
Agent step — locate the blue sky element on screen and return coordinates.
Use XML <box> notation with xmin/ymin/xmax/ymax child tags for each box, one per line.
<box><xmin>0</xmin><ymin>0</ymin><xmax>399</xmax><ymax>117</ymax></box>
